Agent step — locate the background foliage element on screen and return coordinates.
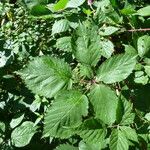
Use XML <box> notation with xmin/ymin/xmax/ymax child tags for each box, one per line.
<box><xmin>0</xmin><ymin>0</ymin><xmax>150</xmax><ymax>149</ymax></box>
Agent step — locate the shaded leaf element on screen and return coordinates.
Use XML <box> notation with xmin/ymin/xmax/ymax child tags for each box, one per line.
<box><xmin>120</xmin><ymin>96</ymin><xmax>135</xmax><ymax>125</ymax></box>
<box><xmin>0</xmin><ymin>122</ymin><xmax>5</xmax><ymax>134</ymax></box>
<box><xmin>30</xmin><ymin>4</ymin><xmax>51</xmax><ymax>16</ymax></box>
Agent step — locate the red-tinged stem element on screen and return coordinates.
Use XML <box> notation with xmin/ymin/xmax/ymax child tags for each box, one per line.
<box><xmin>127</xmin><ymin>28</ymin><xmax>150</xmax><ymax>32</ymax></box>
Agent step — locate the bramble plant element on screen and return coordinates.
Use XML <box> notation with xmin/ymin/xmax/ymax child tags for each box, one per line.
<box><xmin>0</xmin><ymin>0</ymin><xmax>150</xmax><ymax>149</ymax></box>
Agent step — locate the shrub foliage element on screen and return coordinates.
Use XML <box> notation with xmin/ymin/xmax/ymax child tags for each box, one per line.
<box><xmin>0</xmin><ymin>0</ymin><xmax>150</xmax><ymax>149</ymax></box>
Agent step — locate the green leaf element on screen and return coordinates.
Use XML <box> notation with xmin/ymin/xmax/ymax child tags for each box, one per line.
<box><xmin>89</xmin><ymin>84</ymin><xmax>118</xmax><ymax>125</ymax></box>
<box><xmin>79</xmin><ymin>141</ymin><xmax>106</xmax><ymax>150</ymax></box>
<box><xmin>121</xmin><ymin>5</ymin><xmax>136</xmax><ymax>15</ymax></box>
<box><xmin>66</xmin><ymin>0</ymin><xmax>85</xmax><ymax>8</ymax></box>
<box><xmin>100</xmin><ymin>39</ymin><xmax>114</xmax><ymax>58</ymax></box>
<box><xmin>96</xmin><ymin>53</ymin><xmax>137</xmax><ymax>84</ymax></box>
<box><xmin>137</xmin><ymin>6</ymin><xmax>150</xmax><ymax>17</ymax></box>
<box><xmin>52</xmin><ymin>19</ymin><xmax>70</xmax><ymax>35</ymax></box>
<box><xmin>144</xmin><ymin>112</ymin><xmax>150</xmax><ymax>121</ymax></box>
<box><xmin>144</xmin><ymin>58</ymin><xmax>150</xmax><ymax>65</ymax></box>
<box><xmin>10</xmin><ymin>113</ymin><xmax>24</xmax><ymax>129</ymax></box>
<box><xmin>0</xmin><ymin>50</ymin><xmax>13</xmax><ymax>68</ymax></box>
<box><xmin>134</xmin><ymin>71</ymin><xmax>148</xmax><ymax>85</ymax></box>
<box><xmin>30</xmin><ymin>95</ymin><xmax>42</xmax><ymax>112</ymax></box>
<box><xmin>138</xmin><ymin>35</ymin><xmax>150</xmax><ymax>58</ymax></box>
<box><xmin>120</xmin><ymin>126</ymin><xmax>138</xmax><ymax>143</ymax></box>
<box><xmin>11</xmin><ymin>121</ymin><xmax>37</xmax><ymax>147</ymax></box>
<box><xmin>73</xmin><ymin>24</ymin><xmax>101</xmax><ymax>66</ymax></box>
<box><xmin>144</xmin><ymin>66</ymin><xmax>150</xmax><ymax>77</ymax></box>
<box><xmin>110</xmin><ymin>129</ymin><xmax>129</xmax><ymax>150</ymax></box>
<box><xmin>77</xmin><ymin>118</ymin><xmax>106</xmax><ymax>143</ymax></box>
<box><xmin>56</xmin><ymin>37</ymin><xmax>72</xmax><ymax>52</ymax></box>
<box><xmin>16</xmin><ymin>56</ymin><xmax>72</xmax><ymax>98</ymax></box>
<box><xmin>0</xmin><ymin>122</ymin><xmax>5</xmax><ymax>134</ymax></box>
<box><xmin>120</xmin><ymin>96</ymin><xmax>135</xmax><ymax>125</ymax></box>
<box><xmin>55</xmin><ymin>144</ymin><xmax>78</xmax><ymax>150</ymax></box>
<box><xmin>138</xmin><ymin>134</ymin><xmax>149</xmax><ymax>143</ymax></box>
<box><xmin>21</xmin><ymin>0</ymin><xmax>39</xmax><ymax>9</ymax></box>
<box><xmin>53</xmin><ymin>0</ymin><xmax>69</xmax><ymax>11</ymax></box>
<box><xmin>99</xmin><ymin>26</ymin><xmax>119</xmax><ymax>36</ymax></box>
<box><xmin>79</xmin><ymin>64</ymin><xmax>93</xmax><ymax>78</ymax></box>
<box><xmin>43</xmin><ymin>90</ymin><xmax>88</xmax><ymax>138</ymax></box>
<box><xmin>124</xmin><ymin>45</ymin><xmax>137</xmax><ymax>55</ymax></box>
<box><xmin>30</xmin><ymin>4</ymin><xmax>51</xmax><ymax>16</ymax></box>
<box><xmin>22</xmin><ymin>0</ymin><xmax>49</xmax><ymax>9</ymax></box>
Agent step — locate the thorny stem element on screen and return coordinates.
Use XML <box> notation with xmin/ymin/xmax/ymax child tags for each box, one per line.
<box><xmin>126</xmin><ymin>28</ymin><xmax>150</xmax><ymax>32</ymax></box>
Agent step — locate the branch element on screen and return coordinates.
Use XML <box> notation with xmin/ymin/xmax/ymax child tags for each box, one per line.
<box><xmin>126</xmin><ymin>28</ymin><xmax>150</xmax><ymax>32</ymax></box>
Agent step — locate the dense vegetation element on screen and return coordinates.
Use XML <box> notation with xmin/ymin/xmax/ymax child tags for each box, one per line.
<box><xmin>0</xmin><ymin>0</ymin><xmax>150</xmax><ymax>149</ymax></box>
